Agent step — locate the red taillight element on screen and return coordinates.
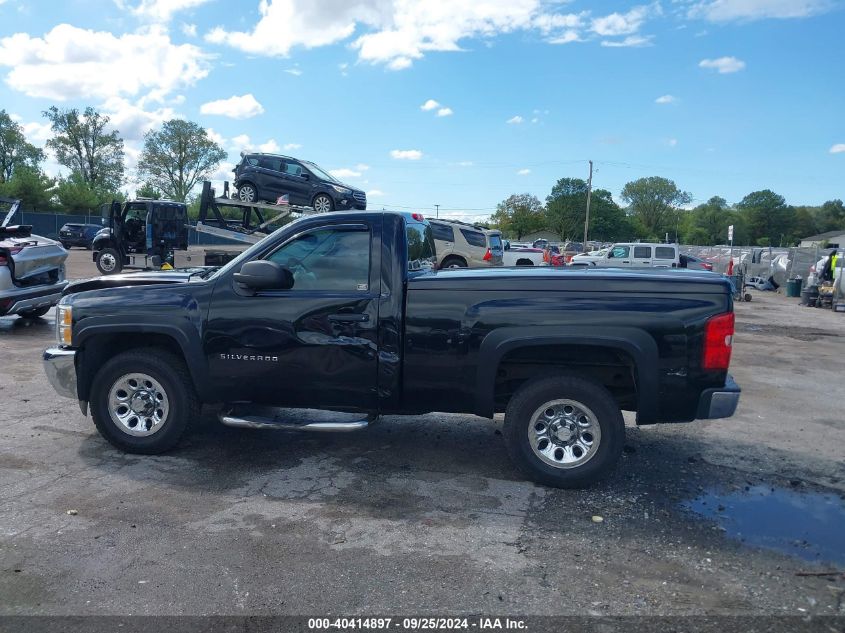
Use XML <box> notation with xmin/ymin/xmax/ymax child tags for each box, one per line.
<box><xmin>702</xmin><ymin>312</ymin><xmax>734</xmax><ymax>370</ymax></box>
<box><xmin>483</xmin><ymin>248</ymin><xmax>492</xmax><ymax>261</ymax></box>
<box><xmin>412</xmin><ymin>213</ymin><xmax>425</xmax><ymax>221</ymax></box>
<box><xmin>703</xmin><ymin>262</ymin><xmax>713</xmax><ymax>271</ymax></box>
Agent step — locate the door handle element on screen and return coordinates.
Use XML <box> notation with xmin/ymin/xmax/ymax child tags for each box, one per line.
<box><xmin>622</xmin><ymin>260</ymin><xmax>630</xmax><ymax>263</ymax></box>
<box><xmin>329</xmin><ymin>313</ymin><xmax>370</xmax><ymax>323</ymax></box>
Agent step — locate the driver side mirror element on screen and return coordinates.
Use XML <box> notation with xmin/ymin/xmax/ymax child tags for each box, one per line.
<box><xmin>234</xmin><ymin>260</ymin><xmax>294</xmax><ymax>290</ymax></box>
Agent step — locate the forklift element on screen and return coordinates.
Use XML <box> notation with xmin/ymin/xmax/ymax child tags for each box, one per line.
<box><xmin>91</xmin><ymin>198</ymin><xmax>188</xmax><ymax>275</ymax></box>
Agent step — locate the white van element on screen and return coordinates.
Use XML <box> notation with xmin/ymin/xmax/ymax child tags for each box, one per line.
<box><xmin>570</xmin><ymin>243</ymin><xmax>679</xmax><ymax>268</ymax></box>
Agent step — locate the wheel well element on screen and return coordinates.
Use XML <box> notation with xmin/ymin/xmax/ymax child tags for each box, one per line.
<box><xmin>493</xmin><ymin>344</ymin><xmax>637</xmax><ymax>413</ymax></box>
<box><xmin>78</xmin><ymin>333</ymin><xmax>187</xmax><ymax>401</ymax></box>
<box><xmin>238</xmin><ymin>180</ymin><xmax>256</xmax><ymax>190</ymax></box>
<box><xmin>312</xmin><ymin>192</ymin><xmax>334</xmax><ymax>206</ymax></box>
<box><xmin>441</xmin><ymin>255</ymin><xmax>467</xmax><ymax>266</ymax></box>
<box><xmin>515</xmin><ymin>258</ymin><xmax>534</xmax><ymax>266</ymax></box>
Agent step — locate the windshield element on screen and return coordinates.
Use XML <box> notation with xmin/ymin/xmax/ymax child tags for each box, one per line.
<box><xmin>302</xmin><ymin>161</ymin><xmax>339</xmax><ymax>183</ymax></box>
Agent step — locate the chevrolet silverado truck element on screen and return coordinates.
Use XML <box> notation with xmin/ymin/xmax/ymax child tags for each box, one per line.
<box><xmin>43</xmin><ymin>211</ymin><xmax>740</xmax><ymax>488</ymax></box>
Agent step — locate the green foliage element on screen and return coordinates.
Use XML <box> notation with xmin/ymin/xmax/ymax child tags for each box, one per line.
<box><xmin>620</xmin><ymin>177</ymin><xmax>692</xmax><ymax>237</ymax></box>
<box><xmin>137</xmin><ymin>119</ymin><xmax>227</xmax><ymax>202</ymax></box>
<box><xmin>0</xmin><ymin>165</ymin><xmax>55</xmax><ymax>210</ymax></box>
<box><xmin>736</xmin><ymin>190</ymin><xmax>794</xmax><ymax>246</ymax></box>
<box><xmin>136</xmin><ymin>182</ymin><xmax>163</xmax><ymax>199</ymax></box>
<box><xmin>545</xmin><ymin>178</ymin><xmax>588</xmax><ymax>240</ymax></box>
<box><xmin>816</xmin><ymin>199</ymin><xmax>845</xmax><ymax>232</ymax></box>
<box><xmin>0</xmin><ymin>110</ymin><xmax>44</xmax><ymax>183</ymax></box>
<box><xmin>43</xmin><ymin>106</ymin><xmax>125</xmax><ymax>192</ymax></box>
<box><xmin>490</xmin><ymin>193</ymin><xmax>545</xmax><ymax>239</ymax></box>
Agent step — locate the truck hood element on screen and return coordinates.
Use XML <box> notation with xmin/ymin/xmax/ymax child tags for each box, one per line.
<box><xmin>63</xmin><ymin>268</ymin><xmax>214</xmax><ymax>295</ymax></box>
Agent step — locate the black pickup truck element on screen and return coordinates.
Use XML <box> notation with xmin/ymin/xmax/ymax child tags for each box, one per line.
<box><xmin>43</xmin><ymin>211</ymin><xmax>740</xmax><ymax>487</ymax></box>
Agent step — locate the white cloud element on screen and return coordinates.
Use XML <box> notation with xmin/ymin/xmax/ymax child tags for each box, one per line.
<box><xmin>507</xmin><ymin>115</ymin><xmax>524</xmax><ymax>124</ymax></box>
<box><xmin>420</xmin><ymin>99</ymin><xmax>440</xmax><ymax>111</ymax></box>
<box><xmin>283</xmin><ymin>143</ymin><xmax>302</xmax><ymax>151</ymax></box>
<box><xmin>330</xmin><ymin>167</ymin><xmax>364</xmax><ymax>179</ymax></box>
<box><xmin>367</xmin><ymin>189</ymin><xmax>385</xmax><ymax>197</ymax></box>
<box><xmin>0</xmin><ymin>24</ymin><xmax>209</xmax><ymax>101</ymax></box>
<box><xmin>517</xmin><ymin>168</ymin><xmax>531</xmax><ymax>175</ymax></box>
<box><xmin>205</xmin><ymin>0</ymin><xmax>642</xmax><ymax>70</ymax></box>
<box><xmin>127</xmin><ymin>0</ymin><xmax>213</xmax><ymax>22</ymax></box>
<box><xmin>456</xmin><ymin>161</ymin><xmax>473</xmax><ymax>167</ymax></box>
<box><xmin>181</xmin><ymin>23</ymin><xmax>197</xmax><ymax>37</ymax></box>
<box><xmin>100</xmin><ymin>96</ymin><xmax>178</xmax><ymax>140</ymax></box>
<box><xmin>830</xmin><ymin>144</ymin><xmax>845</xmax><ymax>154</ymax></box>
<box><xmin>436</xmin><ymin>107</ymin><xmax>453</xmax><ymax>117</ymax></box>
<box><xmin>689</xmin><ymin>0</ymin><xmax>833</xmax><ymax>22</ymax></box>
<box><xmin>655</xmin><ymin>94</ymin><xmax>677</xmax><ymax>104</ymax></box>
<box><xmin>601</xmin><ymin>34</ymin><xmax>653</xmax><ymax>47</ymax></box>
<box><xmin>230</xmin><ymin>135</ymin><xmax>281</xmax><ymax>154</ymax></box>
<box><xmin>666</xmin><ymin>138</ymin><xmax>679</xmax><ymax>147</ymax></box>
<box><xmin>206</xmin><ymin>127</ymin><xmax>226</xmax><ymax>146</ymax></box>
<box><xmin>17</xmin><ymin>119</ymin><xmax>52</xmax><ymax>143</ymax></box>
<box><xmin>285</xmin><ymin>68</ymin><xmax>303</xmax><ymax>76</ymax></box>
<box><xmin>355</xmin><ymin>163</ymin><xmax>370</xmax><ymax>171</ymax></box>
<box><xmin>699</xmin><ymin>56</ymin><xmax>746</xmax><ymax>73</ymax></box>
<box><xmin>390</xmin><ymin>149</ymin><xmax>422</xmax><ymax>160</ymax></box>
<box><xmin>591</xmin><ymin>4</ymin><xmax>654</xmax><ymax>36</ymax></box>
<box><xmin>200</xmin><ymin>94</ymin><xmax>265</xmax><ymax>119</ymax></box>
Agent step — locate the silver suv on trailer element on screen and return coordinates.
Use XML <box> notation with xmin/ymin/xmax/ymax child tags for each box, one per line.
<box><xmin>0</xmin><ymin>198</ymin><xmax>68</xmax><ymax>319</ymax></box>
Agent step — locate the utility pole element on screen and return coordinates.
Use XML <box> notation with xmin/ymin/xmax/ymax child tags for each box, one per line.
<box><xmin>582</xmin><ymin>160</ymin><xmax>593</xmax><ymax>250</ymax></box>
<box><xmin>435</xmin><ymin>204</ymin><xmax>440</xmax><ymax>219</ymax></box>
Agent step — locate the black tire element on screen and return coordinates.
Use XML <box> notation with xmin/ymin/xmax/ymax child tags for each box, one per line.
<box><xmin>238</xmin><ymin>182</ymin><xmax>258</xmax><ymax>203</ymax></box>
<box><xmin>18</xmin><ymin>306</ymin><xmax>51</xmax><ymax>319</ymax></box>
<box><xmin>60</xmin><ymin>242</ymin><xmax>71</xmax><ymax>250</ymax></box>
<box><xmin>441</xmin><ymin>256</ymin><xmax>468</xmax><ymax>269</ymax></box>
<box><xmin>96</xmin><ymin>247</ymin><xmax>122</xmax><ymax>275</ymax></box>
<box><xmin>515</xmin><ymin>258</ymin><xmax>534</xmax><ymax>266</ymax></box>
<box><xmin>312</xmin><ymin>193</ymin><xmax>334</xmax><ymax>213</ymax></box>
<box><xmin>90</xmin><ymin>349</ymin><xmax>199</xmax><ymax>454</ymax></box>
<box><xmin>503</xmin><ymin>375</ymin><xmax>625</xmax><ymax>488</ymax></box>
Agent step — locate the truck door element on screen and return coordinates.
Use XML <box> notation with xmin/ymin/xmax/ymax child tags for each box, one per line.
<box><xmin>282</xmin><ymin>160</ymin><xmax>313</xmax><ymax>206</ymax></box>
<box><xmin>603</xmin><ymin>244</ymin><xmax>631</xmax><ymax>267</ymax></box>
<box><xmin>653</xmin><ymin>245</ymin><xmax>678</xmax><ymax>268</ymax></box>
<box><xmin>204</xmin><ymin>220</ymin><xmax>381</xmax><ymax>410</ymax></box>
<box><xmin>632</xmin><ymin>245</ymin><xmax>652</xmax><ymax>267</ymax></box>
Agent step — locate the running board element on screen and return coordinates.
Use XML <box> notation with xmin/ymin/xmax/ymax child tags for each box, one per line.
<box><xmin>219</xmin><ymin>408</ymin><xmax>376</xmax><ymax>432</ymax></box>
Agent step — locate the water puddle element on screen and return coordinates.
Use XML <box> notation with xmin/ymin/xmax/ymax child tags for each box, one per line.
<box><xmin>685</xmin><ymin>485</ymin><xmax>845</xmax><ymax>566</ymax></box>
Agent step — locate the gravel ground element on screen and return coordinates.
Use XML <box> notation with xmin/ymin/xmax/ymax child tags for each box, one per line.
<box><xmin>1</xmin><ymin>250</ymin><xmax>844</xmax><ymax>616</ymax></box>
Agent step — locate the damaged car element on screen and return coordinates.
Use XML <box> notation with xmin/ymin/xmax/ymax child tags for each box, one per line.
<box><xmin>0</xmin><ymin>198</ymin><xmax>68</xmax><ymax>319</ymax></box>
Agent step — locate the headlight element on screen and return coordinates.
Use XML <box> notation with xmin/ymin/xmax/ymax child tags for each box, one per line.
<box><xmin>331</xmin><ymin>185</ymin><xmax>351</xmax><ymax>194</ymax></box>
<box><xmin>57</xmin><ymin>304</ymin><xmax>73</xmax><ymax>346</ymax></box>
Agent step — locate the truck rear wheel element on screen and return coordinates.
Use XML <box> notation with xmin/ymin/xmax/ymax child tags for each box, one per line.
<box><xmin>90</xmin><ymin>349</ymin><xmax>199</xmax><ymax>454</ymax></box>
<box><xmin>503</xmin><ymin>376</ymin><xmax>624</xmax><ymax>488</ymax></box>
<box><xmin>96</xmin><ymin>248</ymin><xmax>123</xmax><ymax>275</ymax></box>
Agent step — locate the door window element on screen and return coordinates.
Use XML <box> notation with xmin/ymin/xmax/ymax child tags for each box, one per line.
<box><xmin>430</xmin><ymin>222</ymin><xmax>454</xmax><ymax>242</ymax></box>
<box><xmin>633</xmin><ymin>246</ymin><xmax>652</xmax><ymax>259</ymax></box>
<box><xmin>609</xmin><ymin>245</ymin><xmax>630</xmax><ymax>258</ymax></box>
<box><xmin>265</xmin><ymin>228</ymin><xmax>371</xmax><ymax>291</ymax></box>
<box><xmin>655</xmin><ymin>247</ymin><xmax>676</xmax><ymax>260</ymax></box>
<box><xmin>283</xmin><ymin>161</ymin><xmax>305</xmax><ymax>177</ymax></box>
<box><xmin>259</xmin><ymin>157</ymin><xmax>283</xmax><ymax>171</ymax></box>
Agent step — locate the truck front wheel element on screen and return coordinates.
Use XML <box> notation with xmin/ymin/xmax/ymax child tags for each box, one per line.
<box><xmin>96</xmin><ymin>248</ymin><xmax>123</xmax><ymax>275</ymax></box>
<box><xmin>503</xmin><ymin>376</ymin><xmax>624</xmax><ymax>488</ymax></box>
<box><xmin>90</xmin><ymin>349</ymin><xmax>199</xmax><ymax>454</ymax></box>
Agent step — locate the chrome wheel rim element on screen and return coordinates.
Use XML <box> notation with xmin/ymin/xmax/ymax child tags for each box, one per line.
<box><xmin>239</xmin><ymin>186</ymin><xmax>255</xmax><ymax>202</ymax></box>
<box><xmin>108</xmin><ymin>373</ymin><xmax>170</xmax><ymax>437</ymax></box>
<box><xmin>99</xmin><ymin>253</ymin><xmax>116</xmax><ymax>272</ymax></box>
<box><xmin>528</xmin><ymin>399</ymin><xmax>601</xmax><ymax>469</ymax></box>
<box><xmin>314</xmin><ymin>196</ymin><xmax>331</xmax><ymax>213</ymax></box>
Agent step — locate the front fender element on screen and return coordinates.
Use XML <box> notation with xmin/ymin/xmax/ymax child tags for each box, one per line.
<box><xmin>475</xmin><ymin>325</ymin><xmax>660</xmax><ymax>423</ymax></box>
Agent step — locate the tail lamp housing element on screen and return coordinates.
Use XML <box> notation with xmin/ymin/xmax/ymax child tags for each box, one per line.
<box><xmin>702</xmin><ymin>312</ymin><xmax>734</xmax><ymax>370</ymax></box>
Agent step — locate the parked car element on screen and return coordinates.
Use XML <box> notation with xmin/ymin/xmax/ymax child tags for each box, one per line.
<box><xmin>234</xmin><ymin>152</ymin><xmax>367</xmax><ymax>212</ymax></box>
<box><xmin>570</xmin><ymin>243</ymin><xmax>680</xmax><ymax>268</ymax></box>
<box><xmin>58</xmin><ymin>223</ymin><xmax>101</xmax><ymax>249</ymax></box>
<box><xmin>680</xmin><ymin>253</ymin><xmax>714</xmax><ymax>271</ymax></box>
<box><xmin>1</xmin><ymin>197</ymin><xmax>68</xmax><ymax>319</ymax></box>
<box><xmin>571</xmin><ymin>248</ymin><xmax>608</xmax><ymax>263</ymax></box>
<box><xmin>429</xmin><ymin>219</ymin><xmax>503</xmax><ymax>268</ymax></box>
<box><xmin>44</xmin><ymin>210</ymin><xmax>740</xmax><ymax>489</ymax></box>
<box><xmin>503</xmin><ymin>246</ymin><xmax>545</xmax><ymax>267</ymax></box>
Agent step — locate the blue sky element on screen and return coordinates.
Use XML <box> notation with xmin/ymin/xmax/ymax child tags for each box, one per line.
<box><xmin>0</xmin><ymin>0</ymin><xmax>843</xmax><ymax>222</ymax></box>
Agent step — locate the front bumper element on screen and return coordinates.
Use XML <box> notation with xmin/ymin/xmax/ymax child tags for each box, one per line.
<box><xmin>696</xmin><ymin>374</ymin><xmax>741</xmax><ymax>419</ymax></box>
<box><xmin>0</xmin><ymin>280</ymin><xmax>68</xmax><ymax>317</ymax></box>
<box><xmin>43</xmin><ymin>346</ymin><xmax>79</xmax><ymax>400</ymax></box>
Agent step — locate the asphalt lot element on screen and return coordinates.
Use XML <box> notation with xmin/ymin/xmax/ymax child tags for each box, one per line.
<box><xmin>1</xmin><ymin>249</ymin><xmax>844</xmax><ymax>615</ymax></box>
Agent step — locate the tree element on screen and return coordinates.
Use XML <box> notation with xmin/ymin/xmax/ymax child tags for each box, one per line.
<box><xmin>0</xmin><ymin>110</ymin><xmax>44</xmax><ymax>183</ymax></box>
<box><xmin>816</xmin><ymin>199</ymin><xmax>845</xmax><ymax>232</ymax></box>
<box><xmin>545</xmin><ymin>177</ymin><xmax>630</xmax><ymax>242</ymax></box>
<box><xmin>0</xmin><ymin>166</ymin><xmax>55</xmax><ymax>210</ymax></box>
<box><xmin>43</xmin><ymin>106</ymin><xmax>125</xmax><ymax>193</ymax></box>
<box><xmin>490</xmin><ymin>193</ymin><xmax>545</xmax><ymax>239</ymax></box>
<box><xmin>55</xmin><ymin>171</ymin><xmax>103</xmax><ymax>212</ymax></box>
<box><xmin>735</xmin><ymin>190</ymin><xmax>792</xmax><ymax>246</ymax></box>
<box><xmin>620</xmin><ymin>177</ymin><xmax>691</xmax><ymax>239</ymax></box>
<box><xmin>137</xmin><ymin>119</ymin><xmax>227</xmax><ymax>202</ymax></box>
<box><xmin>136</xmin><ymin>182</ymin><xmax>162</xmax><ymax>199</ymax></box>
